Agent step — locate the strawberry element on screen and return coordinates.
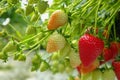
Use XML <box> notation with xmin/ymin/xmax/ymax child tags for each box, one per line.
<box><xmin>102</xmin><ymin>47</ymin><xmax>113</xmax><ymax>62</ymax></box>
<box><xmin>59</xmin><ymin>43</ymin><xmax>71</xmax><ymax>59</ymax></box>
<box><xmin>118</xmin><ymin>42</ymin><xmax>120</xmax><ymax>52</ymax></box>
<box><xmin>80</xmin><ymin>59</ymin><xmax>99</xmax><ymax>74</ymax></box>
<box><xmin>47</xmin><ymin>10</ymin><xmax>68</xmax><ymax>30</ymax></box>
<box><xmin>79</xmin><ymin>34</ymin><xmax>104</xmax><ymax>67</ymax></box>
<box><xmin>102</xmin><ymin>69</ymin><xmax>116</xmax><ymax>80</ymax></box>
<box><xmin>69</xmin><ymin>49</ymin><xmax>81</xmax><ymax>68</ymax></box>
<box><xmin>92</xmin><ymin>69</ymin><xmax>103</xmax><ymax>80</ymax></box>
<box><xmin>25</xmin><ymin>4</ymin><xmax>34</xmax><ymax>16</ymax></box>
<box><xmin>110</xmin><ymin>42</ymin><xmax>119</xmax><ymax>59</ymax></box>
<box><xmin>74</xmin><ymin>77</ymin><xmax>80</xmax><ymax>80</ymax></box>
<box><xmin>25</xmin><ymin>25</ymin><xmax>36</xmax><ymax>35</ymax></box>
<box><xmin>81</xmin><ymin>71</ymin><xmax>92</xmax><ymax>80</ymax></box>
<box><xmin>46</xmin><ymin>32</ymin><xmax>66</xmax><ymax>53</ymax></box>
<box><xmin>39</xmin><ymin>61</ymin><xmax>49</xmax><ymax>72</ymax></box>
<box><xmin>76</xmin><ymin>64</ymin><xmax>81</xmax><ymax>74</ymax></box>
<box><xmin>112</xmin><ymin>61</ymin><xmax>120</xmax><ymax>80</ymax></box>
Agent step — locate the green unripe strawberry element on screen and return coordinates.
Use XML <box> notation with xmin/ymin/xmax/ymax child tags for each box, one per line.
<box><xmin>0</xmin><ymin>52</ymin><xmax>7</xmax><ymax>59</ymax></box>
<box><xmin>32</xmin><ymin>54</ymin><xmax>41</xmax><ymax>65</ymax></box>
<box><xmin>51</xmin><ymin>52</ymin><xmax>60</xmax><ymax>60</ymax></box>
<box><xmin>65</xmin><ymin>66</ymin><xmax>73</xmax><ymax>73</ymax></box>
<box><xmin>81</xmin><ymin>72</ymin><xmax>92</xmax><ymax>80</ymax></box>
<box><xmin>30</xmin><ymin>12</ymin><xmax>40</xmax><ymax>22</ymax></box>
<box><xmin>2</xmin><ymin>41</ymin><xmax>17</xmax><ymax>53</ymax></box>
<box><xmin>58</xmin><ymin>63</ymin><xmax>65</xmax><ymax>73</ymax></box>
<box><xmin>68</xmin><ymin>76</ymin><xmax>74</xmax><ymax>80</ymax></box>
<box><xmin>50</xmin><ymin>66</ymin><xmax>58</xmax><ymax>73</ymax></box>
<box><xmin>25</xmin><ymin>5</ymin><xmax>34</xmax><ymax>16</ymax></box>
<box><xmin>39</xmin><ymin>61</ymin><xmax>49</xmax><ymax>72</ymax></box>
<box><xmin>92</xmin><ymin>70</ymin><xmax>103</xmax><ymax>80</ymax></box>
<box><xmin>28</xmin><ymin>0</ymin><xmax>38</xmax><ymax>4</ymax></box>
<box><xmin>103</xmin><ymin>69</ymin><xmax>116</xmax><ymax>80</ymax></box>
<box><xmin>25</xmin><ymin>25</ymin><xmax>36</xmax><ymax>35</ymax></box>
<box><xmin>52</xmin><ymin>60</ymin><xmax>59</xmax><ymax>67</ymax></box>
<box><xmin>37</xmin><ymin>1</ymin><xmax>48</xmax><ymax>14</ymax></box>
<box><xmin>0</xmin><ymin>52</ymin><xmax>8</xmax><ymax>62</ymax></box>
<box><xmin>18</xmin><ymin>54</ymin><xmax>26</xmax><ymax>61</ymax></box>
<box><xmin>31</xmin><ymin>54</ymin><xmax>41</xmax><ymax>71</ymax></box>
<box><xmin>64</xmin><ymin>58</ymin><xmax>70</xmax><ymax>67</ymax></box>
<box><xmin>7</xmin><ymin>0</ymin><xmax>19</xmax><ymax>4</ymax></box>
<box><xmin>14</xmin><ymin>53</ymin><xmax>20</xmax><ymax>60</ymax></box>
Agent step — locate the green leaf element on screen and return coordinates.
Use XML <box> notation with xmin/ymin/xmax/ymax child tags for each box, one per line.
<box><xmin>37</xmin><ymin>1</ymin><xmax>49</xmax><ymax>14</ymax></box>
<box><xmin>7</xmin><ymin>0</ymin><xmax>19</xmax><ymax>4</ymax></box>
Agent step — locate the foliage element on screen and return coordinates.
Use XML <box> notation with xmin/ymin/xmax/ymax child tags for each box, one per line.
<box><xmin>0</xmin><ymin>0</ymin><xmax>120</xmax><ymax>80</ymax></box>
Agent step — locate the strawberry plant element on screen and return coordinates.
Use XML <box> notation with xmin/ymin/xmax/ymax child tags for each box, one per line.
<box><xmin>0</xmin><ymin>0</ymin><xmax>120</xmax><ymax>80</ymax></box>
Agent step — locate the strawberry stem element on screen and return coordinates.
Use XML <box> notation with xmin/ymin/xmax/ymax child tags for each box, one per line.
<box><xmin>94</xmin><ymin>0</ymin><xmax>101</xmax><ymax>36</ymax></box>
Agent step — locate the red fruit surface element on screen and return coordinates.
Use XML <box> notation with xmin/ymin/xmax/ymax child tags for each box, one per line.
<box><xmin>112</xmin><ymin>61</ymin><xmax>120</xmax><ymax>80</ymax></box>
<box><xmin>79</xmin><ymin>34</ymin><xmax>104</xmax><ymax>67</ymax></box>
<box><xmin>110</xmin><ymin>42</ymin><xmax>119</xmax><ymax>59</ymax></box>
<box><xmin>103</xmin><ymin>47</ymin><xmax>113</xmax><ymax>61</ymax></box>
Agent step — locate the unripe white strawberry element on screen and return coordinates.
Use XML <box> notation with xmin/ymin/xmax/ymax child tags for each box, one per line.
<box><xmin>46</xmin><ymin>32</ymin><xmax>66</xmax><ymax>53</ymax></box>
<box><xmin>47</xmin><ymin>10</ymin><xmax>68</xmax><ymax>30</ymax></box>
<box><xmin>69</xmin><ymin>49</ymin><xmax>81</xmax><ymax>68</ymax></box>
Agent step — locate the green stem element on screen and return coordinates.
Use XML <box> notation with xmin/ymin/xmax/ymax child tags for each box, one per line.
<box><xmin>105</xmin><ymin>7</ymin><xmax>120</xmax><ymax>25</ymax></box>
<box><xmin>25</xmin><ymin>32</ymin><xmax>51</xmax><ymax>56</ymax></box>
<box><xmin>94</xmin><ymin>0</ymin><xmax>101</xmax><ymax>35</ymax></box>
<box><xmin>81</xmin><ymin>0</ymin><xmax>95</xmax><ymax>16</ymax></box>
<box><xmin>18</xmin><ymin>32</ymin><xmax>42</xmax><ymax>44</ymax></box>
<box><xmin>8</xmin><ymin>24</ymin><xmax>22</xmax><ymax>39</ymax></box>
<box><xmin>26</xmin><ymin>44</ymin><xmax>40</xmax><ymax>56</ymax></box>
<box><xmin>113</xmin><ymin>23</ymin><xmax>117</xmax><ymax>41</ymax></box>
<box><xmin>106</xmin><ymin>1</ymin><xmax>120</xmax><ymax>13</ymax></box>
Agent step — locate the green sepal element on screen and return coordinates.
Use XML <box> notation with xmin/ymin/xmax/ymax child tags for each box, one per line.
<box><xmin>37</xmin><ymin>1</ymin><xmax>49</xmax><ymax>14</ymax></box>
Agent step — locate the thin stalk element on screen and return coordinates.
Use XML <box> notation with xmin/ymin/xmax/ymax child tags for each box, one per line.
<box><xmin>8</xmin><ymin>24</ymin><xmax>22</xmax><ymax>39</ymax></box>
<box><xmin>94</xmin><ymin>0</ymin><xmax>101</xmax><ymax>35</ymax></box>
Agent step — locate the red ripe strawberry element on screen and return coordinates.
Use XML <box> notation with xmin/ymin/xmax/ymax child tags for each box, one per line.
<box><xmin>118</xmin><ymin>42</ymin><xmax>120</xmax><ymax>52</ymax></box>
<box><xmin>80</xmin><ymin>59</ymin><xmax>99</xmax><ymax>74</ymax></box>
<box><xmin>112</xmin><ymin>61</ymin><xmax>120</xmax><ymax>80</ymax></box>
<box><xmin>110</xmin><ymin>42</ymin><xmax>119</xmax><ymax>59</ymax></box>
<box><xmin>102</xmin><ymin>47</ymin><xmax>113</xmax><ymax>62</ymax></box>
<box><xmin>79</xmin><ymin>34</ymin><xmax>104</xmax><ymax>67</ymax></box>
<box><xmin>47</xmin><ymin>10</ymin><xmax>68</xmax><ymax>30</ymax></box>
<box><xmin>77</xmin><ymin>59</ymin><xmax>99</xmax><ymax>74</ymax></box>
<box><xmin>46</xmin><ymin>32</ymin><xmax>66</xmax><ymax>53</ymax></box>
<box><xmin>76</xmin><ymin>65</ymin><xmax>81</xmax><ymax>73</ymax></box>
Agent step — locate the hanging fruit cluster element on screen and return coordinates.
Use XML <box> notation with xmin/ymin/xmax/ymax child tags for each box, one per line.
<box><xmin>0</xmin><ymin>0</ymin><xmax>120</xmax><ymax>80</ymax></box>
